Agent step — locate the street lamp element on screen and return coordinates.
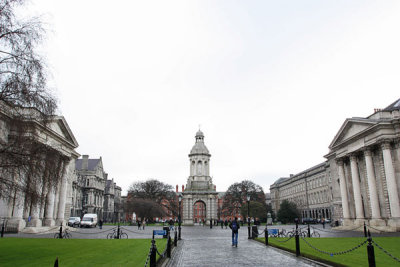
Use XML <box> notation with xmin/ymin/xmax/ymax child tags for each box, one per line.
<box><xmin>247</xmin><ymin>194</ymin><xmax>251</xmax><ymax>239</ymax></box>
<box><xmin>178</xmin><ymin>195</ymin><xmax>182</xmax><ymax>240</ymax></box>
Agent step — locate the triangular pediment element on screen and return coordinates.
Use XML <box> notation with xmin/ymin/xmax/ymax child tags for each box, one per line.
<box><xmin>48</xmin><ymin>116</ymin><xmax>79</xmax><ymax>147</ymax></box>
<box><xmin>329</xmin><ymin>118</ymin><xmax>377</xmax><ymax>149</ymax></box>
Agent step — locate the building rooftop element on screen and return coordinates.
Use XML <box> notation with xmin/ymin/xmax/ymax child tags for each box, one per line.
<box><xmin>75</xmin><ymin>158</ymin><xmax>101</xmax><ymax>171</ymax></box>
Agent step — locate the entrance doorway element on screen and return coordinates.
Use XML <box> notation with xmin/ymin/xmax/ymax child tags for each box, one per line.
<box><xmin>193</xmin><ymin>201</ymin><xmax>206</xmax><ymax>224</ymax></box>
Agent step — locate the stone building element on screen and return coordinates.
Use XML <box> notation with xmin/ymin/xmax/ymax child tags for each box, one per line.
<box><xmin>182</xmin><ymin>130</ymin><xmax>218</xmax><ymax>225</ymax></box>
<box><xmin>0</xmin><ymin>102</ymin><xmax>80</xmax><ymax>231</ymax></box>
<box><xmin>270</xmin><ymin>98</ymin><xmax>400</xmax><ymax>231</ymax></box>
<box><xmin>270</xmin><ymin>162</ymin><xmax>333</xmax><ymax>222</ymax></box>
<box><xmin>72</xmin><ymin>155</ymin><xmax>107</xmax><ymax>218</ymax></box>
<box><xmin>326</xmin><ymin>99</ymin><xmax>400</xmax><ymax>230</ymax></box>
<box><xmin>71</xmin><ymin>155</ymin><xmax>124</xmax><ymax>221</ymax></box>
<box><xmin>103</xmin><ymin>178</ymin><xmax>122</xmax><ymax>222</ymax></box>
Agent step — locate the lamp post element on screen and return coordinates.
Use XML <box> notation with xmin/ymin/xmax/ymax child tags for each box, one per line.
<box><xmin>247</xmin><ymin>194</ymin><xmax>251</xmax><ymax>239</ymax></box>
<box><xmin>178</xmin><ymin>195</ymin><xmax>182</xmax><ymax>240</ymax></box>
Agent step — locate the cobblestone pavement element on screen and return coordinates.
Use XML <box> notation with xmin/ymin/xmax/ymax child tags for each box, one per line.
<box><xmin>165</xmin><ymin>226</ymin><xmax>321</xmax><ymax>267</ymax></box>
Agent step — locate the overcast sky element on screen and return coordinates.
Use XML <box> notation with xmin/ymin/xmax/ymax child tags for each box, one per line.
<box><xmin>24</xmin><ymin>0</ymin><xmax>400</xmax><ymax>194</ymax></box>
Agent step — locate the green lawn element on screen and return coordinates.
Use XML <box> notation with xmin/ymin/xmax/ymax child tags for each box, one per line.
<box><xmin>0</xmin><ymin>238</ymin><xmax>167</xmax><ymax>267</ymax></box>
<box><xmin>256</xmin><ymin>236</ymin><xmax>400</xmax><ymax>267</ymax></box>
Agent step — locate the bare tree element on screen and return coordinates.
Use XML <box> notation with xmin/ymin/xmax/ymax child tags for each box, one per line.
<box><xmin>124</xmin><ymin>198</ymin><xmax>165</xmax><ymax>221</ymax></box>
<box><xmin>126</xmin><ymin>179</ymin><xmax>179</xmax><ymax>219</ymax></box>
<box><xmin>0</xmin><ymin>0</ymin><xmax>56</xmax><ymax>114</ymax></box>
<box><xmin>0</xmin><ymin>0</ymin><xmax>65</xmax><ymax>207</ymax></box>
<box><xmin>222</xmin><ymin>180</ymin><xmax>266</xmax><ymax>217</ymax></box>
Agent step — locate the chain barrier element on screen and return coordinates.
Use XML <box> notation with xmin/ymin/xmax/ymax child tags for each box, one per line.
<box><xmin>372</xmin><ymin>240</ymin><xmax>400</xmax><ymax>263</ymax></box>
<box><xmin>143</xmin><ymin>245</ymin><xmax>153</xmax><ymax>267</ymax></box>
<box><xmin>366</xmin><ymin>225</ymin><xmax>395</xmax><ymax>233</ymax></box>
<box><xmin>310</xmin><ymin>225</ymin><xmax>362</xmax><ymax>233</ymax></box>
<box><xmin>120</xmin><ymin>227</ymin><xmax>150</xmax><ymax>235</ymax></box>
<box><xmin>20</xmin><ymin>226</ymin><xmax>60</xmax><ymax>235</ymax></box>
<box><xmin>73</xmin><ymin>227</ymin><xmax>117</xmax><ymax>235</ymax></box>
<box><xmin>155</xmin><ymin>247</ymin><xmax>167</xmax><ymax>258</ymax></box>
<box><xmin>271</xmin><ymin>235</ymin><xmax>294</xmax><ymax>243</ymax></box>
<box><xmin>300</xmin><ymin>236</ymin><xmax>367</xmax><ymax>256</ymax></box>
<box><xmin>258</xmin><ymin>228</ymin><xmax>266</xmax><ymax>235</ymax></box>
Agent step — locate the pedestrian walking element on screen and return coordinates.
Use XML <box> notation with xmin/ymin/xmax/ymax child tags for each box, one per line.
<box><xmin>322</xmin><ymin>218</ymin><xmax>325</xmax><ymax>229</ymax></box>
<box><xmin>137</xmin><ymin>220</ymin><xmax>141</xmax><ymax>230</ymax></box>
<box><xmin>220</xmin><ymin>219</ymin><xmax>223</xmax><ymax>229</ymax></box>
<box><xmin>229</xmin><ymin>217</ymin><xmax>240</xmax><ymax>247</ymax></box>
<box><xmin>224</xmin><ymin>219</ymin><xmax>228</xmax><ymax>229</ymax></box>
<box><xmin>99</xmin><ymin>219</ymin><xmax>103</xmax><ymax>229</ymax></box>
<box><xmin>169</xmin><ymin>219</ymin><xmax>174</xmax><ymax>231</ymax></box>
<box><xmin>142</xmin><ymin>219</ymin><xmax>146</xmax><ymax>230</ymax></box>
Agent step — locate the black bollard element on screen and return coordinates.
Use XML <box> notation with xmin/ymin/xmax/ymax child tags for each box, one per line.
<box><xmin>367</xmin><ymin>233</ymin><xmax>376</xmax><ymax>267</ymax></box>
<box><xmin>59</xmin><ymin>224</ymin><xmax>63</xmax><ymax>239</ymax></box>
<box><xmin>265</xmin><ymin>226</ymin><xmax>268</xmax><ymax>246</ymax></box>
<box><xmin>307</xmin><ymin>223</ymin><xmax>310</xmax><ymax>238</ymax></box>
<box><xmin>295</xmin><ymin>219</ymin><xmax>300</xmax><ymax>257</ymax></box>
<box><xmin>364</xmin><ymin>222</ymin><xmax>367</xmax><ymax>237</ymax></box>
<box><xmin>167</xmin><ymin>233</ymin><xmax>171</xmax><ymax>258</ymax></box>
<box><xmin>174</xmin><ymin>230</ymin><xmax>178</xmax><ymax>246</ymax></box>
<box><xmin>116</xmin><ymin>224</ymin><xmax>120</xmax><ymax>239</ymax></box>
<box><xmin>150</xmin><ymin>239</ymin><xmax>156</xmax><ymax>267</ymax></box>
<box><xmin>1</xmin><ymin>221</ymin><xmax>4</xmax><ymax>238</ymax></box>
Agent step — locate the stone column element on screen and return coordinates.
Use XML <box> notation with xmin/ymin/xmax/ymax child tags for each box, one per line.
<box><xmin>53</xmin><ymin>179</ymin><xmax>60</xmax><ymax>219</ymax></box>
<box><xmin>364</xmin><ymin>149</ymin><xmax>385</xmax><ymax>226</ymax></box>
<box><xmin>44</xmin><ymin>188</ymin><xmax>56</xmax><ymax>226</ymax></box>
<box><xmin>381</xmin><ymin>142</ymin><xmax>400</xmax><ymax>229</ymax></box>
<box><xmin>56</xmin><ymin>161</ymin><xmax>71</xmax><ymax>225</ymax></box>
<box><xmin>9</xmin><ymin>190</ymin><xmax>26</xmax><ymax>231</ymax></box>
<box><xmin>189</xmin><ymin>198</ymin><xmax>193</xmax><ymax>223</ymax></box>
<box><xmin>337</xmin><ymin>159</ymin><xmax>351</xmax><ymax>225</ymax></box>
<box><xmin>350</xmin><ymin>155</ymin><xmax>364</xmax><ymax>224</ymax></box>
<box><xmin>29</xmin><ymin>202</ymin><xmax>42</xmax><ymax>227</ymax></box>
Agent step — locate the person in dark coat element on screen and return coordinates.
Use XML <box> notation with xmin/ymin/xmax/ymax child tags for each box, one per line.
<box><xmin>229</xmin><ymin>217</ymin><xmax>240</xmax><ymax>247</ymax></box>
<box><xmin>224</xmin><ymin>219</ymin><xmax>228</xmax><ymax>229</ymax></box>
<box><xmin>99</xmin><ymin>219</ymin><xmax>103</xmax><ymax>229</ymax></box>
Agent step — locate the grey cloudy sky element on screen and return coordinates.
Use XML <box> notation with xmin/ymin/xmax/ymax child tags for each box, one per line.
<box><xmin>25</xmin><ymin>0</ymin><xmax>400</xmax><ymax>194</ymax></box>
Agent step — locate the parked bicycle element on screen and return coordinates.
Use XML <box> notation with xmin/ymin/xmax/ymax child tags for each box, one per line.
<box><xmin>54</xmin><ymin>229</ymin><xmax>71</xmax><ymax>239</ymax></box>
<box><xmin>286</xmin><ymin>229</ymin><xmax>307</xmax><ymax>238</ymax></box>
<box><xmin>311</xmin><ymin>230</ymin><xmax>320</xmax><ymax>237</ymax></box>
<box><xmin>107</xmin><ymin>228</ymin><xmax>128</xmax><ymax>239</ymax></box>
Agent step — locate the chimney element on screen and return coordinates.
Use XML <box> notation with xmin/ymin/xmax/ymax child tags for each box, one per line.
<box><xmin>176</xmin><ymin>185</ymin><xmax>178</xmax><ymax>193</ymax></box>
<box><xmin>182</xmin><ymin>185</ymin><xmax>184</xmax><ymax>192</ymax></box>
<box><xmin>82</xmin><ymin>155</ymin><xmax>89</xmax><ymax>170</ymax></box>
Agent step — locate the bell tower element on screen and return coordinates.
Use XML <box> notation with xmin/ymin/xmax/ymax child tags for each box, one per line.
<box><xmin>182</xmin><ymin>130</ymin><xmax>218</xmax><ymax>225</ymax></box>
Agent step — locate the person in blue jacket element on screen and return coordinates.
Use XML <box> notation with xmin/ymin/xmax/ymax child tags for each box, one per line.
<box><xmin>229</xmin><ymin>217</ymin><xmax>240</xmax><ymax>247</ymax></box>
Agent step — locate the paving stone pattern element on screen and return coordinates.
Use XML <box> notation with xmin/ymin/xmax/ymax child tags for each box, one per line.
<box><xmin>165</xmin><ymin>226</ymin><xmax>318</xmax><ymax>267</ymax></box>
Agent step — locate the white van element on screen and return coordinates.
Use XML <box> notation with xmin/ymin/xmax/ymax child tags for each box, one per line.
<box><xmin>80</xmin><ymin>214</ymin><xmax>98</xmax><ymax>228</ymax></box>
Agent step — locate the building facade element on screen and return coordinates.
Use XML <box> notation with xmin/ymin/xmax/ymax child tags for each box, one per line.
<box><xmin>326</xmin><ymin>99</ymin><xmax>400</xmax><ymax>230</ymax></box>
<box><xmin>0</xmin><ymin>103</ymin><xmax>80</xmax><ymax>231</ymax></box>
<box><xmin>270</xmin><ymin>162</ymin><xmax>333</xmax><ymax>222</ymax></box>
<box><xmin>270</xmin><ymin>99</ymin><xmax>400</xmax><ymax>231</ymax></box>
<box><xmin>71</xmin><ymin>155</ymin><xmax>106</xmax><ymax>218</ymax></box>
<box><xmin>182</xmin><ymin>130</ymin><xmax>218</xmax><ymax>225</ymax></box>
<box><xmin>103</xmin><ymin>178</ymin><xmax>122</xmax><ymax>222</ymax></box>
<box><xmin>71</xmin><ymin>155</ymin><xmax>123</xmax><ymax>221</ymax></box>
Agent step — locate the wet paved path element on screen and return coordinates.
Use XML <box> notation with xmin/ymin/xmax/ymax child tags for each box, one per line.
<box><xmin>165</xmin><ymin>226</ymin><xmax>320</xmax><ymax>267</ymax></box>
